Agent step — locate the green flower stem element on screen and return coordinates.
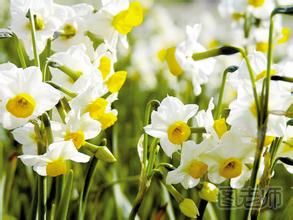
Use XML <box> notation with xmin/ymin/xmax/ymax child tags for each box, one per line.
<box><xmin>4</xmin><ymin>154</ymin><xmax>17</xmax><ymax>215</ymax></box>
<box><xmin>197</xmin><ymin>199</ymin><xmax>208</xmax><ymax>220</ymax></box>
<box><xmin>190</xmin><ymin>127</ymin><xmax>206</xmax><ymax>133</ymax></box>
<box><xmin>143</xmin><ymin>100</ymin><xmax>160</xmax><ymax>165</ymax></box>
<box><xmin>244</xmin><ymin>11</ymin><xmax>277</xmax><ymax>220</ymax></box>
<box><xmin>214</xmin><ymin>66</ymin><xmax>238</xmax><ymax>119</ymax></box>
<box><xmin>28</xmin><ymin>10</ymin><xmax>40</xmax><ymax>67</ymax></box>
<box><xmin>129</xmin><ymin>100</ymin><xmax>160</xmax><ymax>220</ymax></box>
<box><xmin>37</xmin><ymin>175</ymin><xmax>46</xmax><ymax>220</ymax></box>
<box><xmin>42</xmin><ymin>113</ymin><xmax>53</xmax><ymax>146</ymax></box>
<box><xmin>42</xmin><ymin>62</ymin><xmax>49</xmax><ymax>82</ymax></box>
<box><xmin>192</xmin><ymin>46</ymin><xmax>260</xmax><ymax>118</ymax></box>
<box><xmin>163</xmin><ymin>184</ymin><xmax>184</xmax><ymax>203</ymax></box>
<box><xmin>56</xmin><ymin>170</ymin><xmax>73</xmax><ymax>220</ymax></box>
<box><xmin>49</xmin><ymin>204</ymin><xmax>56</xmax><ymax>220</ymax></box>
<box><xmin>78</xmin><ymin>157</ymin><xmax>99</xmax><ymax>220</ymax></box>
<box><xmin>46</xmin><ymin>81</ymin><xmax>77</xmax><ymax>98</ymax></box>
<box><xmin>146</xmin><ymin>138</ymin><xmax>159</xmax><ymax>178</ymax></box>
<box><xmin>56</xmin><ymin>101</ymin><xmax>66</xmax><ymax>123</ymax></box>
<box><xmin>14</xmin><ymin>35</ymin><xmax>27</xmax><ymax>68</ymax></box>
<box><xmin>56</xmin><ymin>65</ymin><xmax>82</xmax><ymax>81</ymax></box>
<box><xmin>29</xmin><ymin>176</ymin><xmax>38</xmax><ymax>220</ymax></box>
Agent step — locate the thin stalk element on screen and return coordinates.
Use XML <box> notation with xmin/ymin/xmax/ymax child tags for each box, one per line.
<box><xmin>56</xmin><ymin>170</ymin><xmax>73</xmax><ymax>220</ymax></box>
<box><xmin>214</xmin><ymin>66</ymin><xmax>238</xmax><ymax>119</ymax></box>
<box><xmin>28</xmin><ymin>10</ymin><xmax>40</xmax><ymax>67</ymax></box>
<box><xmin>192</xmin><ymin>46</ymin><xmax>260</xmax><ymax>117</ymax></box>
<box><xmin>46</xmin><ymin>81</ymin><xmax>77</xmax><ymax>98</ymax></box>
<box><xmin>14</xmin><ymin>36</ymin><xmax>27</xmax><ymax>68</ymax></box>
<box><xmin>37</xmin><ymin>176</ymin><xmax>46</xmax><ymax>220</ymax></box>
<box><xmin>78</xmin><ymin>157</ymin><xmax>99</xmax><ymax>220</ymax></box>
<box><xmin>143</xmin><ymin>100</ymin><xmax>160</xmax><ymax>165</ymax></box>
<box><xmin>146</xmin><ymin>138</ymin><xmax>159</xmax><ymax>177</ymax></box>
<box><xmin>197</xmin><ymin>199</ymin><xmax>208</xmax><ymax>220</ymax></box>
<box><xmin>29</xmin><ymin>176</ymin><xmax>38</xmax><ymax>220</ymax></box>
<box><xmin>244</xmin><ymin>13</ymin><xmax>275</xmax><ymax>220</ymax></box>
<box><xmin>190</xmin><ymin>127</ymin><xmax>206</xmax><ymax>133</ymax></box>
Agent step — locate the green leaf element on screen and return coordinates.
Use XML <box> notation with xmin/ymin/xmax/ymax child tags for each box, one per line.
<box><xmin>56</xmin><ymin>170</ymin><xmax>73</xmax><ymax>220</ymax></box>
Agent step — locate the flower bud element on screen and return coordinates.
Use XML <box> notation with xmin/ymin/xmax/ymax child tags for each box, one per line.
<box><xmin>199</xmin><ymin>182</ymin><xmax>219</xmax><ymax>202</ymax></box>
<box><xmin>95</xmin><ymin>146</ymin><xmax>117</xmax><ymax>163</ymax></box>
<box><xmin>179</xmin><ymin>198</ymin><xmax>199</xmax><ymax>218</ymax></box>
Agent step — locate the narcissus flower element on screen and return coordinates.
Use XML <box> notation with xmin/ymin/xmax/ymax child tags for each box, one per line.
<box><xmin>88</xmin><ymin>0</ymin><xmax>144</xmax><ymax>49</ymax></box>
<box><xmin>166</xmin><ymin>140</ymin><xmax>212</xmax><ymax>189</ymax></box>
<box><xmin>0</xmin><ymin>66</ymin><xmax>61</xmax><ymax>129</ymax></box>
<box><xmin>10</xmin><ymin>0</ymin><xmax>67</xmax><ymax>58</ymax></box>
<box><xmin>70</xmin><ymin>86</ymin><xmax>118</xmax><ymax>130</ymax></box>
<box><xmin>205</xmin><ymin>130</ymin><xmax>256</xmax><ymax>188</ymax></box>
<box><xmin>168</xmin><ymin>24</ymin><xmax>216</xmax><ymax>95</ymax></box>
<box><xmin>144</xmin><ymin>96</ymin><xmax>198</xmax><ymax>157</ymax></box>
<box><xmin>53</xmin><ymin>110</ymin><xmax>101</xmax><ymax>149</ymax></box>
<box><xmin>49</xmin><ymin>44</ymin><xmax>102</xmax><ymax>93</ymax></box>
<box><xmin>52</xmin><ymin>3</ymin><xmax>94</xmax><ymax>53</ymax></box>
<box><xmin>19</xmin><ymin>141</ymin><xmax>90</xmax><ymax>176</ymax></box>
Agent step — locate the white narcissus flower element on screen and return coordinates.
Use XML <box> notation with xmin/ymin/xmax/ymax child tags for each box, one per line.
<box><xmin>205</xmin><ymin>130</ymin><xmax>256</xmax><ymax>188</ymax></box>
<box><xmin>49</xmin><ymin>44</ymin><xmax>102</xmax><ymax>93</ymax></box>
<box><xmin>218</xmin><ymin>0</ymin><xmax>275</xmax><ymax>20</ymax></box>
<box><xmin>52</xmin><ymin>3</ymin><xmax>94</xmax><ymax>55</ymax></box>
<box><xmin>166</xmin><ymin>24</ymin><xmax>216</xmax><ymax>96</ymax></box>
<box><xmin>166</xmin><ymin>140</ymin><xmax>212</xmax><ymax>189</ymax></box>
<box><xmin>276</xmin><ymin>125</ymin><xmax>293</xmax><ymax>173</ymax></box>
<box><xmin>12</xmin><ymin>121</ymin><xmax>63</xmax><ymax>155</ymax></box>
<box><xmin>227</xmin><ymin>82</ymin><xmax>292</xmax><ymax>140</ymax></box>
<box><xmin>70</xmin><ymin>86</ymin><xmax>118</xmax><ymax>130</ymax></box>
<box><xmin>10</xmin><ymin>0</ymin><xmax>67</xmax><ymax>58</ymax></box>
<box><xmin>88</xmin><ymin>0</ymin><xmax>144</xmax><ymax>49</ymax></box>
<box><xmin>194</xmin><ymin>98</ymin><xmax>229</xmax><ymax>141</ymax></box>
<box><xmin>19</xmin><ymin>141</ymin><xmax>90</xmax><ymax>177</ymax></box>
<box><xmin>53</xmin><ymin>110</ymin><xmax>101</xmax><ymax>149</ymax></box>
<box><xmin>144</xmin><ymin>96</ymin><xmax>198</xmax><ymax>157</ymax></box>
<box><xmin>0</xmin><ymin>66</ymin><xmax>61</xmax><ymax>130</ymax></box>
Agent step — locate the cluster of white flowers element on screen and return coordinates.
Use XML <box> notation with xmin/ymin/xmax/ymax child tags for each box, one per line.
<box><xmin>0</xmin><ymin>0</ymin><xmax>144</xmax><ymax>177</ymax></box>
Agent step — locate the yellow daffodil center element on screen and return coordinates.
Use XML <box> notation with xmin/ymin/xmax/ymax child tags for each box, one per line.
<box><xmin>186</xmin><ymin>160</ymin><xmax>208</xmax><ymax>179</ymax></box>
<box><xmin>112</xmin><ymin>1</ymin><xmax>144</xmax><ymax>35</ymax></box>
<box><xmin>248</xmin><ymin>0</ymin><xmax>265</xmax><ymax>7</ymax></box>
<box><xmin>6</xmin><ymin>93</ymin><xmax>36</xmax><ymax>118</ymax></box>
<box><xmin>167</xmin><ymin>121</ymin><xmax>191</xmax><ymax>145</ymax></box>
<box><xmin>106</xmin><ymin>71</ymin><xmax>127</xmax><ymax>93</ymax></box>
<box><xmin>165</xmin><ymin>47</ymin><xmax>183</xmax><ymax>76</ymax></box>
<box><xmin>255</xmin><ymin>69</ymin><xmax>276</xmax><ymax>81</ymax></box>
<box><xmin>46</xmin><ymin>158</ymin><xmax>67</xmax><ymax>177</ymax></box>
<box><xmin>219</xmin><ymin>157</ymin><xmax>243</xmax><ymax>178</ymax></box>
<box><xmin>86</xmin><ymin>98</ymin><xmax>117</xmax><ymax>129</ymax></box>
<box><xmin>64</xmin><ymin>130</ymin><xmax>85</xmax><ymax>149</ymax></box>
<box><xmin>277</xmin><ymin>27</ymin><xmax>291</xmax><ymax>44</ymax></box>
<box><xmin>99</xmin><ymin>56</ymin><xmax>112</xmax><ymax>80</ymax></box>
<box><xmin>26</xmin><ymin>15</ymin><xmax>45</xmax><ymax>31</ymax></box>
<box><xmin>256</xmin><ymin>42</ymin><xmax>269</xmax><ymax>53</ymax></box>
<box><xmin>61</xmin><ymin>23</ymin><xmax>77</xmax><ymax>40</ymax></box>
<box><xmin>98</xmin><ymin>112</ymin><xmax>117</xmax><ymax>130</ymax></box>
<box><xmin>213</xmin><ymin>118</ymin><xmax>228</xmax><ymax>138</ymax></box>
<box><xmin>87</xmin><ymin>98</ymin><xmax>108</xmax><ymax>119</ymax></box>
